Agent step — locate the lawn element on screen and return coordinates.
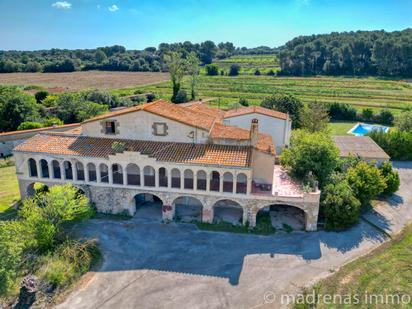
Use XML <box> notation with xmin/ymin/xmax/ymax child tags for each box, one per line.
<box><xmin>297</xmin><ymin>224</ymin><xmax>412</xmax><ymax>308</ymax></box>
<box><xmin>0</xmin><ymin>165</ymin><xmax>20</xmax><ymax>217</ymax></box>
<box><xmin>115</xmin><ymin>75</ymin><xmax>412</xmax><ymax>115</ymax></box>
<box><xmin>329</xmin><ymin>121</ymin><xmax>357</xmax><ymax>135</ymax></box>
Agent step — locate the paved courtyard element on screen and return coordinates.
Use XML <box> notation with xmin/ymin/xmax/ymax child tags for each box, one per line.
<box><xmin>57</xmin><ymin>162</ymin><xmax>412</xmax><ymax>309</ymax></box>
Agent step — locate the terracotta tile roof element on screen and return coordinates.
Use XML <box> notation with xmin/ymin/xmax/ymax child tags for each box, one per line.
<box><xmin>184</xmin><ymin>103</ymin><xmax>225</xmax><ymax>121</ymax></box>
<box><xmin>210</xmin><ymin>123</ymin><xmax>275</xmax><ymax>154</ymax></box>
<box><xmin>224</xmin><ymin>106</ymin><xmax>288</xmax><ymax>120</ymax></box>
<box><xmin>14</xmin><ymin>133</ymin><xmax>252</xmax><ymax>167</ymax></box>
<box><xmin>0</xmin><ymin>123</ymin><xmax>80</xmax><ymax>137</ymax></box>
<box><xmin>333</xmin><ymin>136</ymin><xmax>390</xmax><ymax>160</ymax></box>
<box><xmin>82</xmin><ymin>100</ymin><xmax>216</xmax><ymax>131</ymax></box>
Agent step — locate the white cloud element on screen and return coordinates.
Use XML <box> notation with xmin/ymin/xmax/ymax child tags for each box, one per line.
<box><xmin>51</xmin><ymin>1</ymin><xmax>72</xmax><ymax>9</ymax></box>
<box><xmin>108</xmin><ymin>4</ymin><xmax>119</xmax><ymax>12</ymax></box>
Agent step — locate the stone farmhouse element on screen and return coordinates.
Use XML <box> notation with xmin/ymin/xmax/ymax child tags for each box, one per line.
<box><xmin>13</xmin><ymin>100</ymin><xmax>320</xmax><ymax>231</ymax></box>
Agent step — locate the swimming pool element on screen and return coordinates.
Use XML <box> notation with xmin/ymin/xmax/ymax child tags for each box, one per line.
<box><xmin>348</xmin><ymin>123</ymin><xmax>390</xmax><ymax>136</ymax></box>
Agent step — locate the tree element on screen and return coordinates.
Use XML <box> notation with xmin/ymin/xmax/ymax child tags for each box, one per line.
<box><xmin>94</xmin><ymin>49</ymin><xmax>107</xmax><ymax>64</ymax></box>
<box><xmin>35</xmin><ymin>90</ymin><xmax>49</xmax><ymax>103</ymax></box>
<box><xmin>346</xmin><ymin>161</ymin><xmax>387</xmax><ymax>205</ymax></box>
<box><xmin>261</xmin><ymin>94</ymin><xmax>304</xmax><ymax>128</ymax></box>
<box><xmin>378</xmin><ymin>109</ymin><xmax>394</xmax><ymax>125</ymax></box>
<box><xmin>362</xmin><ymin>108</ymin><xmax>374</xmax><ymax>122</ymax></box>
<box><xmin>322</xmin><ymin>174</ymin><xmax>361</xmax><ymax>230</ymax></box>
<box><xmin>328</xmin><ymin>103</ymin><xmax>357</xmax><ymax>121</ymax></box>
<box><xmin>300</xmin><ymin>101</ymin><xmax>330</xmax><ymax>132</ymax></box>
<box><xmin>229</xmin><ymin>64</ymin><xmax>241</xmax><ymax>76</ymax></box>
<box><xmin>164</xmin><ymin>52</ymin><xmax>186</xmax><ymax>103</ymax></box>
<box><xmin>379</xmin><ymin>162</ymin><xmax>400</xmax><ymax>195</ymax></box>
<box><xmin>173</xmin><ymin>89</ymin><xmax>188</xmax><ymax>104</ymax></box>
<box><xmin>199</xmin><ymin>40</ymin><xmax>217</xmax><ymax>64</ymax></box>
<box><xmin>186</xmin><ymin>52</ymin><xmax>200</xmax><ymax>100</ymax></box>
<box><xmin>395</xmin><ymin>111</ymin><xmax>412</xmax><ymax>132</ymax></box>
<box><xmin>205</xmin><ymin>64</ymin><xmax>219</xmax><ymax>76</ymax></box>
<box><xmin>239</xmin><ymin>98</ymin><xmax>249</xmax><ymax>106</ymax></box>
<box><xmin>280</xmin><ymin>130</ymin><xmax>340</xmax><ymax>187</ymax></box>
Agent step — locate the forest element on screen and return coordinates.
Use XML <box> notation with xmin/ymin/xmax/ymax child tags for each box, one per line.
<box><xmin>0</xmin><ymin>42</ymin><xmax>276</xmax><ymax>74</ymax></box>
<box><xmin>278</xmin><ymin>29</ymin><xmax>412</xmax><ymax>77</ymax></box>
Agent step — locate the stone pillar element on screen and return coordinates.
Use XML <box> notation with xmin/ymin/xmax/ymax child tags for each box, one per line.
<box><xmin>123</xmin><ymin>170</ymin><xmax>127</xmax><ymax>186</ymax></box>
<box><xmin>138</xmin><ymin>172</ymin><xmax>142</xmax><ymax>186</ymax></box>
<box><xmin>219</xmin><ymin>176</ymin><xmax>224</xmax><ymax>193</ymax></box>
<box><xmin>180</xmin><ymin>172</ymin><xmax>184</xmax><ymax>189</ymax></box>
<box><xmin>85</xmin><ymin>165</ymin><xmax>89</xmax><ymax>182</ymax></box>
<box><xmin>108</xmin><ymin>165</ymin><xmax>113</xmax><ymax>184</ymax></box>
<box><xmin>73</xmin><ymin>162</ymin><xmax>78</xmax><ymax>181</ymax></box>
<box><xmin>232</xmin><ymin>180</ymin><xmax>236</xmax><ymax>194</ymax></box>
<box><xmin>194</xmin><ymin>172</ymin><xmax>198</xmax><ymax>191</ymax></box>
<box><xmin>202</xmin><ymin>206</ymin><xmax>214</xmax><ymax>224</ymax></box>
<box><xmin>246</xmin><ymin>177</ymin><xmax>252</xmax><ymax>195</ymax></box>
<box><xmin>248</xmin><ymin>208</ymin><xmax>257</xmax><ymax>228</ymax></box>
<box><xmin>155</xmin><ymin>169</ymin><xmax>160</xmax><ymax>188</ymax></box>
<box><xmin>167</xmin><ymin>169</ymin><xmax>172</xmax><ymax>188</ymax></box>
<box><xmin>304</xmin><ymin>210</ymin><xmax>318</xmax><ymax>231</ymax></box>
<box><xmin>96</xmin><ymin>166</ymin><xmax>101</xmax><ymax>183</ymax></box>
<box><xmin>206</xmin><ymin>173</ymin><xmax>210</xmax><ymax>192</ymax></box>
<box><xmin>242</xmin><ymin>207</ymin><xmax>249</xmax><ymax>225</ymax></box>
<box><xmin>162</xmin><ymin>204</ymin><xmax>175</xmax><ymax>222</ymax></box>
<box><xmin>36</xmin><ymin>160</ymin><xmax>41</xmax><ymax>178</ymax></box>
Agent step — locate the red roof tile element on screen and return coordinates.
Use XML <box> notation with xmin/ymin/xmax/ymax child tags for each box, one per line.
<box><xmin>224</xmin><ymin>106</ymin><xmax>288</xmax><ymax>120</ymax></box>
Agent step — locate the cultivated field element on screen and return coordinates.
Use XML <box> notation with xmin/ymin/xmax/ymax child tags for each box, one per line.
<box><xmin>0</xmin><ymin>71</ymin><xmax>170</xmax><ymax>92</ymax></box>
<box><xmin>116</xmin><ymin>75</ymin><xmax>412</xmax><ymax>114</ymax></box>
<box><xmin>212</xmin><ymin>54</ymin><xmax>280</xmax><ymax>75</ymax></box>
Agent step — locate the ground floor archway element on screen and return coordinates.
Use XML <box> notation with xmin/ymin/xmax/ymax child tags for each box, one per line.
<box><xmin>256</xmin><ymin>204</ymin><xmax>305</xmax><ymax>232</ymax></box>
<box><xmin>133</xmin><ymin>193</ymin><xmax>163</xmax><ymax>221</ymax></box>
<box><xmin>26</xmin><ymin>182</ymin><xmax>49</xmax><ymax>197</ymax></box>
<box><xmin>173</xmin><ymin>196</ymin><xmax>203</xmax><ymax>223</ymax></box>
<box><xmin>213</xmin><ymin>199</ymin><xmax>243</xmax><ymax>225</ymax></box>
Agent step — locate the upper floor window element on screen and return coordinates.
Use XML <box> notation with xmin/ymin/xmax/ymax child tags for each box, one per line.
<box><xmin>152</xmin><ymin>122</ymin><xmax>168</xmax><ymax>136</ymax></box>
<box><xmin>105</xmin><ymin>121</ymin><xmax>116</xmax><ymax>135</ymax></box>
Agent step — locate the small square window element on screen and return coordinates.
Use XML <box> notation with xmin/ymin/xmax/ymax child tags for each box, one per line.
<box><xmin>105</xmin><ymin>121</ymin><xmax>116</xmax><ymax>134</ymax></box>
<box><xmin>153</xmin><ymin>122</ymin><xmax>168</xmax><ymax>136</ymax></box>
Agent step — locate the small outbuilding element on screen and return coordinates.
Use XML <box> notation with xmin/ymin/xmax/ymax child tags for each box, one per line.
<box><xmin>333</xmin><ymin>136</ymin><xmax>390</xmax><ymax>164</ymax></box>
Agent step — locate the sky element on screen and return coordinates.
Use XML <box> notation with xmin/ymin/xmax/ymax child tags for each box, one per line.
<box><xmin>0</xmin><ymin>0</ymin><xmax>411</xmax><ymax>51</ymax></box>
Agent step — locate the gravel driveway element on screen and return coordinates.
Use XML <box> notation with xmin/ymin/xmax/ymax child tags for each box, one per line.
<box><xmin>57</xmin><ymin>162</ymin><xmax>412</xmax><ymax>309</ymax></box>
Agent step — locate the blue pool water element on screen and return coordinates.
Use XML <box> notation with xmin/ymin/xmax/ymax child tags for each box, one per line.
<box><xmin>349</xmin><ymin>123</ymin><xmax>389</xmax><ymax>136</ymax></box>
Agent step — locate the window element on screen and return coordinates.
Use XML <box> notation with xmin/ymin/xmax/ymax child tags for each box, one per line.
<box><xmin>105</xmin><ymin>121</ymin><xmax>116</xmax><ymax>134</ymax></box>
<box><xmin>152</xmin><ymin>122</ymin><xmax>168</xmax><ymax>136</ymax></box>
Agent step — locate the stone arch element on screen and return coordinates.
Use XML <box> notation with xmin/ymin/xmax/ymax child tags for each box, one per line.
<box><xmin>184</xmin><ymin>169</ymin><xmax>194</xmax><ymax>189</ymax></box>
<box><xmin>222</xmin><ymin>172</ymin><xmax>233</xmax><ymax>193</ymax></box>
<box><xmin>40</xmin><ymin>159</ymin><xmax>49</xmax><ymax>178</ymax></box>
<box><xmin>52</xmin><ymin>160</ymin><xmax>61</xmax><ymax>179</ymax></box>
<box><xmin>28</xmin><ymin>158</ymin><xmax>37</xmax><ymax>177</ymax></box>
<box><xmin>133</xmin><ymin>192</ymin><xmax>163</xmax><ymax>221</ymax></box>
<box><xmin>72</xmin><ymin>184</ymin><xmax>92</xmax><ymax>201</ymax></box>
<box><xmin>196</xmin><ymin>170</ymin><xmax>207</xmax><ymax>191</ymax></box>
<box><xmin>173</xmin><ymin>195</ymin><xmax>203</xmax><ymax>223</ymax></box>
<box><xmin>171</xmin><ymin>168</ymin><xmax>181</xmax><ymax>188</ymax></box>
<box><xmin>26</xmin><ymin>181</ymin><xmax>49</xmax><ymax>197</ymax></box>
<box><xmin>63</xmin><ymin>161</ymin><xmax>73</xmax><ymax>180</ymax></box>
<box><xmin>112</xmin><ymin>163</ymin><xmax>123</xmax><ymax>185</ymax></box>
<box><xmin>255</xmin><ymin>203</ymin><xmax>306</xmax><ymax>232</ymax></box>
<box><xmin>99</xmin><ymin>163</ymin><xmax>109</xmax><ymax>183</ymax></box>
<box><xmin>213</xmin><ymin>199</ymin><xmax>244</xmax><ymax>225</ymax></box>
<box><xmin>87</xmin><ymin>163</ymin><xmax>97</xmax><ymax>182</ymax></box>
<box><xmin>158</xmin><ymin>167</ymin><xmax>167</xmax><ymax>187</ymax></box>
<box><xmin>75</xmin><ymin>162</ymin><xmax>85</xmax><ymax>181</ymax></box>
<box><xmin>210</xmin><ymin>170</ymin><xmax>220</xmax><ymax>192</ymax></box>
<box><xmin>143</xmin><ymin>166</ymin><xmax>155</xmax><ymax>187</ymax></box>
<box><xmin>236</xmin><ymin>173</ymin><xmax>247</xmax><ymax>194</ymax></box>
<box><xmin>126</xmin><ymin>163</ymin><xmax>140</xmax><ymax>186</ymax></box>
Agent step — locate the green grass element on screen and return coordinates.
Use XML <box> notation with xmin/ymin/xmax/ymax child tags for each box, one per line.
<box><xmin>0</xmin><ymin>165</ymin><xmax>20</xmax><ymax>215</ymax></box>
<box><xmin>115</xmin><ymin>75</ymin><xmax>412</xmax><ymax>115</ymax></box>
<box><xmin>210</xmin><ymin>54</ymin><xmax>280</xmax><ymax>75</ymax></box>
<box><xmin>329</xmin><ymin>121</ymin><xmax>358</xmax><ymax>135</ymax></box>
<box><xmin>296</xmin><ymin>224</ymin><xmax>412</xmax><ymax>308</ymax></box>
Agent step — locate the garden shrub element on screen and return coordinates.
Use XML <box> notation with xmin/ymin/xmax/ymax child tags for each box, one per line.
<box><xmin>228</xmin><ymin>64</ymin><xmax>240</xmax><ymax>76</ymax></box>
<box><xmin>379</xmin><ymin>162</ymin><xmax>400</xmax><ymax>195</ymax></box>
<box><xmin>205</xmin><ymin>64</ymin><xmax>219</xmax><ymax>76</ymax></box>
<box><xmin>346</xmin><ymin>161</ymin><xmax>386</xmax><ymax>206</ymax></box>
<box><xmin>328</xmin><ymin>103</ymin><xmax>357</xmax><ymax>121</ymax></box>
<box><xmin>395</xmin><ymin>111</ymin><xmax>412</xmax><ymax>132</ymax></box>
<box><xmin>239</xmin><ymin>98</ymin><xmax>249</xmax><ymax>106</ymax></box>
<box><xmin>322</xmin><ymin>174</ymin><xmax>361</xmax><ymax>231</ymax></box>
<box><xmin>369</xmin><ymin>129</ymin><xmax>412</xmax><ymax>160</ymax></box>
<box><xmin>17</xmin><ymin>121</ymin><xmax>43</xmax><ymax>131</ymax></box>
<box><xmin>34</xmin><ymin>90</ymin><xmax>49</xmax><ymax>103</ymax></box>
<box><xmin>173</xmin><ymin>89</ymin><xmax>188</xmax><ymax>103</ymax></box>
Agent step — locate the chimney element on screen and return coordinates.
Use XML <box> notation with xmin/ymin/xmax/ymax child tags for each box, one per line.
<box><xmin>250</xmin><ymin>119</ymin><xmax>259</xmax><ymax>147</ymax></box>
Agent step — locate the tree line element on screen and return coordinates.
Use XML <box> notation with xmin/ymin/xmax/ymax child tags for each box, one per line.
<box><xmin>0</xmin><ymin>42</ymin><xmax>276</xmax><ymax>74</ymax></box>
<box><xmin>278</xmin><ymin>29</ymin><xmax>412</xmax><ymax>77</ymax></box>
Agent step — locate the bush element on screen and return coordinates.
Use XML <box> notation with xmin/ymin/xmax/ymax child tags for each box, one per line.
<box><xmin>17</xmin><ymin>122</ymin><xmax>43</xmax><ymax>130</ymax></box>
<box><xmin>395</xmin><ymin>111</ymin><xmax>412</xmax><ymax>131</ymax></box>
<box><xmin>239</xmin><ymin>98</ymin><xmax>249</xmax><ymax>106</ymax></box>
<box><xmin>228</xmin><ymin>64</ymin><xmax>240</xmax><ymax>76</ymax></box>
<box><xmin>267</xmin><ymin>69</ymin><xmax>275</xmax><ymax>76</ymax></box>
<box><xmin>361</xmin><ymin>108</ymin><xmax>374</xmax><ymax>122</ymax></box>
<box><xmin>280</xmin><ymin>130</ymin><xmax>340</xmax><ymax>187</ymax></box>
<box><xmin>146</xmin><ymin>93</ymin><xmax>156</xmax><ymax>102</ymax></box>
<box><xmin>254</xmin><ymin>69</ymin><xmax>261</xmax><ymax>76</ymax></box>
<box><xmin>379</xmin><ymin>162</ymin><xmax>400</xmax><ymax>195</ymax></box>
<box><xmin>205</xmin><ymin>64</ymin><xmax>219</xmax><ymax>76</ymax></box>
<box><xmin>378</xmin><ymin>109</ymin><xmax>394</xmax><ymax>125</ymax></box>
<box><xmin>34</xmin><ymin>90</ymin><xmax>49</xmax><ymax>103</ymax></box>
<box><xmin>173</xmin><ymin>89</ymin><xmax>188</xmax><ymax>103</ymax></box>
<box><xmin>369</xmin><ymin>129</ymin><xmax>412</xmax><ymax>160</ymax></box>
<box><xmin>328</xmin><ymin>103</ymin><xmax>357</xmax><ymax>121</ymax></box>
<box><xmin>322</xmin><ymin>174</ymin><xmax>361</xmax><ymax>230</ymax></box>
<box><xmin>42</xmin><ymin>116</ymin><xmax>64</xmax><ymax>127</ymax></box>
<box><xmin>346</xmin><ymin>161</ymin><xmax>387</xmax><ymax>206</ymax></box>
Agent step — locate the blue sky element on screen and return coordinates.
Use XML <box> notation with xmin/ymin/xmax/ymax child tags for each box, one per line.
<box><xmin>0</xmin><ymin>0</ymin><xmax>411</xmax><ymax>50</ymax></box>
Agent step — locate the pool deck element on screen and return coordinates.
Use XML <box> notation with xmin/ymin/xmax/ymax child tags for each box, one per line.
<box><xmin>347</xmin><ymin>122</ymin><xmax>390</xmax><ymax>136</ymax></box>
